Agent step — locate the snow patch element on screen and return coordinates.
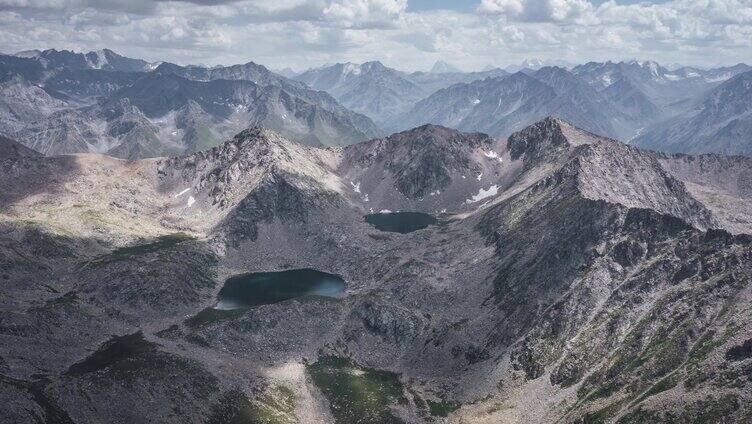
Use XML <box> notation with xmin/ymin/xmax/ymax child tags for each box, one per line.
<box><xmin>350</xmin><ymin>181</ymin><xmax>361</xmax><ymax>193</ymax></box>
<box><xmin>484</xmin><ymin>150</ymin><xmax>504</xmax><ymax>163</ymax></box>
<box><xmin>705</xmin><ymin>73</ymin><xmax>732</xmax><ymax>83</ymax></box>
<box><xmin>476</xmin><ymin>172</ymin><xmax>483</xmax><ymax>181</ymax></box>
<box><xmin>86</xmin><ymin>49</ymin><xmax>109</xmax><ymax>70</ymax></box>
<box><xmin>187</xmin><ymin>196</ymin><xmax>196</xmax><ymax>207</ymax></box>
<box><xmin>379</xmin><ymin>209</ymin><xmax>392</xmax><ymax>213</ymax></box>
<box><xmin>466</xmin><ymin>185</ymin><xmax>499</xmax><ymax>204</ymax></box>
<box><xmin>472</xmin><ymin>98</ymin><xmax>481</xmax><ymax>105</ymax></box>
<box><xmin>430</xmin><ymin>190</ymin><xmax>440</xmax><ymax>196</ymax></box>
<box><xmin>343</xmin><ymin>63</ymin><xmax>361</xmax><ymax>76</ymax></box>
<box><xmin>174</xmin><ymin>188</ymin><xmax>190</xmax><ymax>197</ymax></box>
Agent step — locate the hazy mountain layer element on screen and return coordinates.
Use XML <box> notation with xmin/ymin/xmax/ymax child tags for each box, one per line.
<box><xmin>634</xmin><ymin>70</ymin><xmax>752</xmax><ymax>155</ymax></box>
<box><xmin>295</xmin><ymin>61</ymin><xmax>508</xmax><ymax>127</ymax></box>
<box><xmin>296</xmin><ymin>61</ymin><xmax>429</xmax><ymax>126</ymax></box>
<box><xmin>396</xmin><ymin>70</ymin><xmax>634</xmax><ymax>140</ymax></box>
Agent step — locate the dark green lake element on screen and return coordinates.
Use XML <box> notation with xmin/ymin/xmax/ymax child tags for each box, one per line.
<box><xmin>215</xmin><ymin>268</ymin><xmax>345</xmax><ymax>310</ymax></box>
<box><xmin>365</xmin><ymin>212</ymin><xmax>437</xmax><ymax>234</ymax></box>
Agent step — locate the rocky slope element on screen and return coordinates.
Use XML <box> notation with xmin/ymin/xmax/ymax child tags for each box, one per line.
<box><xmin>0</xmin><ymin>118</ymin><xmax>751</xmax><ymax>424</ymax></box>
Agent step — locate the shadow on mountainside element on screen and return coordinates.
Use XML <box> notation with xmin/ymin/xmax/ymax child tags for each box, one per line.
<box><xmin>0</xmin><ymin>153</ymin><xmax>81</xmax><ymax>211</ymax></box>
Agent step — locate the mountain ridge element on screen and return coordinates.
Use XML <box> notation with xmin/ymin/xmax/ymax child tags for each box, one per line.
<box><xmin>0</xmin><ymin>54</ymin><xmax>382</xmax><ymax>158</ymax></box>
<box><xmin>1</xmin><ymin>118</ymin><xmax>751</xmax><ymax>423</ymax></box>
<box><xmin>634</xmin><ymin>70</ymin><xmax>752</xmax><ymax>155</ymax></box>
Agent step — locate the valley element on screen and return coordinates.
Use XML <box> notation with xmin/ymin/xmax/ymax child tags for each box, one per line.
<box><xmin>2</xmin><ymin>118</ymin><xmax>751</xmax><ymax>423</ymax></box>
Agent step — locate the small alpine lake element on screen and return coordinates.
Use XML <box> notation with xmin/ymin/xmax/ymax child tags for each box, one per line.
<box><xmin>365</xmin><ymin>211</ymin><xmax>437</xmax><ymax>234</ymax></box>
<box><xmin>214</xmin><ymin>268</ymin><xmax>346</xmax><ymax>310</ymax></box>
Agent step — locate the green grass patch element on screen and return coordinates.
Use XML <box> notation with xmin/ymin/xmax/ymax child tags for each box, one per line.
<box><xmin>245</xmin><ymin>385</ymin><xmax>297</xmax><ymax>424</ymax></box>
<box><xmin>583</xmin><ymin>380</ymin><xmax>621</xmax><ymax>403</ymax></box>
<box><xmin>633</xmin><ymin>372</ymin><xmax>679</xmax><ymax>405</ymax></box>
<box><xmin>209</xmin><ymin>386</ymin><xmax>297</xmax><ymax>424</ymax></box>
<box><xmin>109</xmin><ymin>232</ymin><xmax>194</xmax><ymax>256</ymax></box>
<box><xmin>692</xmin><ymin>394</ymin><xmax>739</xmax><ymax>423</ymax></box>
<box><xmin>307</xmin><ymin>356</ymin><xmax>407</xmax><ymax>423</ymax></box>
<box><xmin>487</xmin><ymin>402</ymin><xmax>514</xmax><ymax>414</ymax></box>
<box><xmin>427</xmin><ymin>399</ymin><xmax>461</xmax><ymax>417</ymax></box>
<box><xmin>687</xmin><ymin>330</ymin><xmax>721</xmax><ymax>365</ymax></box>
<box><xmin>581</xmin><ymin>401</ymin><xmax>623</xmax><ymax>423</ymax></box>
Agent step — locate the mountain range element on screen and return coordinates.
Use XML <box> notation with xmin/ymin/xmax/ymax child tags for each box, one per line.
<box><xmin>0</xmin><ymin>50</ymin><xmax>380</xmax><ymax>158</ymax></box>
<box><xmin>14</xmin><ymin>48</ymin><xmax>159</xmax><ymax>72</ymax></box>
<box><xmin>633</xmin><ymin>70</ymin><xmax>752</xmax><ymax>155</ymax></box>
<box><xmin>1</xmin><ymin>117</ymin><xmax>751</xmax><ymax>423</ymax></box>
<box><xmin>1</xmin><ymin>48</ymin><xmax>751</xmax><ymax>158</ymax></box>
<box><xmin>396</xmin><ymin>61</ymin><xmax>752</xmax><ymax>143</ymax></box>
<box><xmin>295</xmin><ymin>61</ymin><xmax>508</xmax><ymax>127</ymax></box>
<box><xmin>294</xmin><ymin>57</ymin><xmax>752</xmax><ymax>153</ymax></box>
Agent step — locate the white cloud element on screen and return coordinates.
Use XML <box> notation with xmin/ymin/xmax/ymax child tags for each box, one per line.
<box><xmin>0</xmin><ymin>0</ymin><xmax>749</xmax><ymax>70</ymax></box>
<box><xmin>323</xmin><ymin>0</ymin><xmax>406</xmax><ymax>28</ymax></box>
<box><xmin>479</xmin><ymin>0</ymin><xmax>595</xmax><ymax>23</ymax></box>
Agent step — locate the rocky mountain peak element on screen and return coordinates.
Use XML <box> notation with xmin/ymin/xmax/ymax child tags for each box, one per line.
<box><xmin>360</xmin><ymin>61</ymin><xmax>387</xmax><ymax>71</ymax></box>
<box><xmin>342</xmin><ymin>124</ymin><xmax>497</xmax><ymax>200</ymax></box>
<box><xmin>226</xmin><ymin>126</ymin><xmax>282</xmax><ymax>149</ymax></box>
<box><xmin>159</xmin><ymin>126</ymin><xmax>343</xmax><ymax>210</ymax></box>
<box><xmin>430</xmin><ymin>60</ymin><xmax>461</xmax><ymax>74</ymax></box>
<box><xmin>504</xmin><ymin>118</ymin><xmax>719</xmax><ymax>232</ymax></box>
<box><xmin>507</xmin><ymin>116</ymin><xmax>570</xmax><ymax>161</ymax></box>
<box><xmin>387</xmin><ymin>123</ymin><xmax>492</xmax><ymax>147</ymax></box>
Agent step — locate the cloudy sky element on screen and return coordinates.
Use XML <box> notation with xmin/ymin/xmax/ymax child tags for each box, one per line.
<box><xmin>1</xmin><ymin>0</ymin><xmax>750</xmax><ymax>71</ymax></box>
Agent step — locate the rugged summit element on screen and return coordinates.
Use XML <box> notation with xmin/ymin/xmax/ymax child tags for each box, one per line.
<box><xmin>341</xmin><ymin>124</ymin><xmax>505</xmax><ymax>206</ymax></box>
<box><xmin>1</xmin><ymin>118</ymin><xmax>751</xmax><ymax>424</ymax></box>
<box><xmin>159</xmin><ymin>127</ymin><xmax>346</xmax><ymax>242</ymax></box>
